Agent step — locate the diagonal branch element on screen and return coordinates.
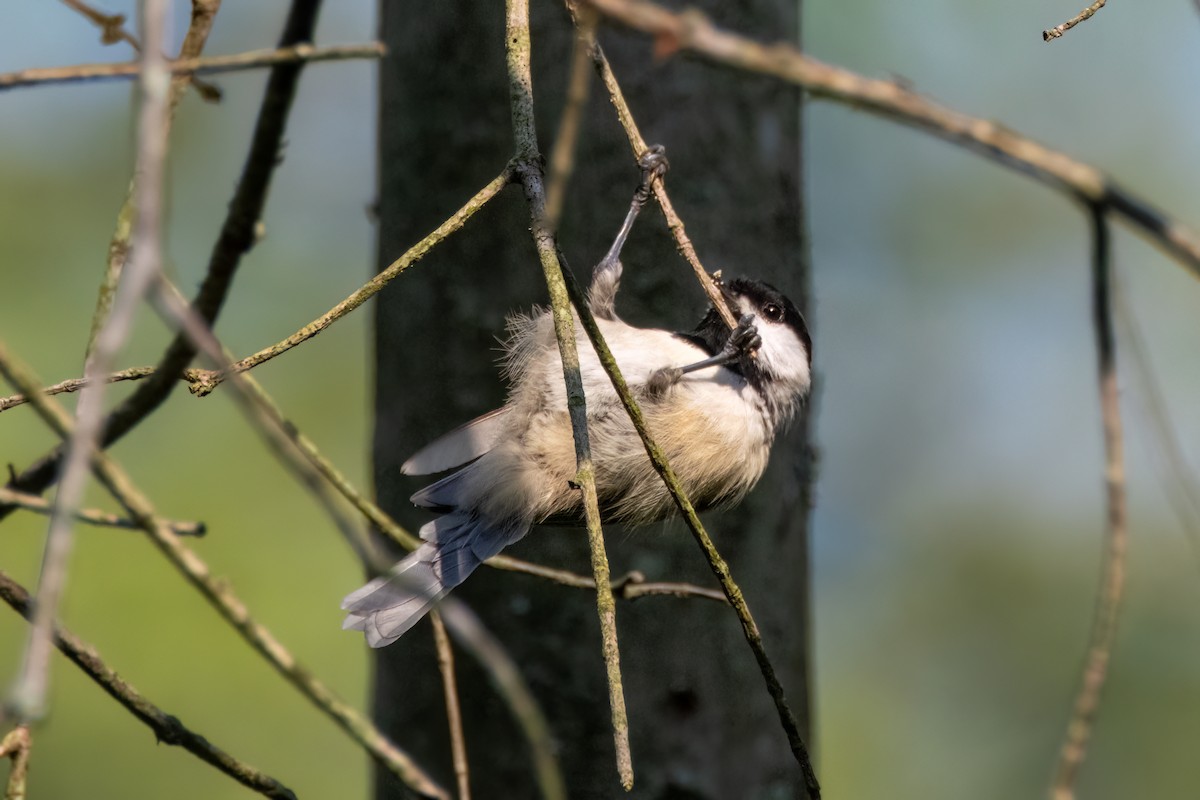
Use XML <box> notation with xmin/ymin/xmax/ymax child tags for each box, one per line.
<box><xmin>1044</xmin><ymin>0</ymin><xmax>1108</xmax><ymax>42</ymax></box>
<box><xmin>146</xmin><ymin>278</ymin><xmax>570</xmax><ymax>800</ymax></box>
<box><xmin>0</xmin><ymin>0</ymin><xmax>324</xmax><ymax>526</ymax></box>
<box><xmin>4</xmin><ymin>166</ymin><xmax>508</xmax><ymax>411</ymax></box>
<box><xmin>433</xmin><ymin>599</ymin><xmax>566</xmax><ymax>800</ymax></box>
<box><xmin>543</xmin><ymin>6</ymin><xmax>597</xmax><ymax>232</ymax></box>
<box><xmin>543</xmin><ymin>8</ymin><xmax>819</xmax><ymax>793</ymax></box>
<box><xmin>0</xmin><ymin>342</ymin><xmax>449</xmax><ymax>800</ymax></box>
<box><xmin>431</xmin><ymin>612</ymin><xmax>471</xmax><ymax>800</ymax></box>
<box><xmin>582</xmin><ymin>0</ymin><xmax>1200</xmax><ymax>280</ymax></box>
<box><xmin>0</xmin><ymin>570</ymin><xmax>296</xmax><ymax>800</ymax></box>
<box><xmin>1049</xmin><ymin>207</ymin><xmax>1127</xmax><ymax>800</ymax></box>
<box><xmin>149</xmin><ymin>278</ymin><xmax>382</xmax><ymax>568</ymax></box>
<box><xmin>557</xmin><ymin>259</ymin><xmax>821</xmax><ymax>799</ymax></box>
<box><xmin>7</xmin><ymin>0</ymin><xmax>172</xmax><ymax>724</ymax></box>
<box><xmin>585</xmin><ymin>36</ymin><xmax>736</xmax><ymax>329</ymax></box>
<box><xmin>185</xmin><ymin>168</ymin><xmax>513</xmax><ymax>396</ymax></box>
<box><xmin>1113</xmin><ymin>287</ymin><xmax>1200</xmax><ymax>564</ymax></box>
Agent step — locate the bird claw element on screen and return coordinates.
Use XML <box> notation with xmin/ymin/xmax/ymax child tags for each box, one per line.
<box><xmin>727</xmin><ymin>314</ymin><xmax>762</xmax><ymax>358</ymax></box>
<box><xmin>634</xmin><ymin>145</ymin><xmax>669</xmax><ymax>201</ymax></box>
<box><xmin>638</xmin><ymin>145</ymin><xmax>669</xmax><ymax>182</ymax></box>
<box><xmin>646</xmin><ymin>366</ymin><xmax>684</xmax><ymax>398</ymax></box>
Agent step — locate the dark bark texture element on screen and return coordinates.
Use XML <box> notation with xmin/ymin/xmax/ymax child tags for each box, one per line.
<box><xmin>373</xmin><ymin>2</ymin><xmax>814</xmax><ymax>798</ymax></box>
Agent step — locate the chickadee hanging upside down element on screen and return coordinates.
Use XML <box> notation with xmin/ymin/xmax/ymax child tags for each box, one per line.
<box><xmin>343</xmin><ymin>150</ymin><xmax>813</xmax><ymax>647</ymax></box>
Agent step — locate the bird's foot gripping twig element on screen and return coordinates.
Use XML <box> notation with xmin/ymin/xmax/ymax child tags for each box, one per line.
<box><xmin>683</xmin><ymin>314</ymin><xmax>760</xmax><ymax>374</ymax></box>
<box><xmin>632</xmin><ymin>144</ymin><xmax>668</xmax><ymax>205</ymax></box>
<box><xmin>710</xmin><ymin>314</ymin><xmax>762</xmax><ymax>364</ymax></box>
<box><xmin>647</xmin><ymin>314</ymin><xmax>760</xmax><ymax>397</ymax></box>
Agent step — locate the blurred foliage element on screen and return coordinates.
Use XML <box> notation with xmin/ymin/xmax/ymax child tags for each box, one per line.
<box><xmin>0</xmin><ymin>1</ymin><xmax>1198</xmax><ymax>799</ymax></box>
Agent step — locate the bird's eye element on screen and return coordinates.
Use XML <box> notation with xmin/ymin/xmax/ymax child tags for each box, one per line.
<box><xmin>763</xmin><ymin>303</ymin><xmax>784</xmax><ymax>322</ymax></box>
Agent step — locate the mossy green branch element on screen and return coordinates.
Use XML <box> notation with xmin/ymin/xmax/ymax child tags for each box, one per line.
<box><xmin>557</xmin><ymin>265</ymin><xmax>821</xmax><ymax>799</ymax></box>
<box><xmin>187</xmin><ymin>168</ymin><xmax>512</xmax><ymax>396</ymax></box>
<box><xmin>507</xmin><ymin>0</ymin><xmax>632</xmax><ymax>791</ymax></box>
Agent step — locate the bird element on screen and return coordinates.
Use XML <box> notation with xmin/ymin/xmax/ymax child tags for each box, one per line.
<box><xmin>341</xmin><ymin>264</ymin><xmax>812</xmax><ymax>647</ymax></box>
<box><xmin>342</xmin><ymin>148</ymin><xmax>812</xmax><ymax>647</ymax></box>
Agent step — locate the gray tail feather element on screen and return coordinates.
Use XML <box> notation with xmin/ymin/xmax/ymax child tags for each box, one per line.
<box><xmin>409</xmin><ymin>467</ymin><xmax>468</xmax><ymax>511</ymax></box>
<box><xmin>340</xmin><ymin>513</ymin><xmax>527</xmax><ymax>648</ymax></box>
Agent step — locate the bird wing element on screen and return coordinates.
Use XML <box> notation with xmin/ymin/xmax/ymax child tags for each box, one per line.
<box><xmin>400</xmin><ymin>407</ymin><xmax>509</xmax><ymax>475</ymax></box>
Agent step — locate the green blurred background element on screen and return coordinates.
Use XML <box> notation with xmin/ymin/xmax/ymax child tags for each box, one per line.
<box><xmin>2</xmin><ymin>1</ymin><xmax>1200</xmax><ymax>798</ymax></box>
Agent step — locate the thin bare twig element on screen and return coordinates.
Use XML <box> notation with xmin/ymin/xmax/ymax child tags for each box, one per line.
<box><xmin>146</xmin><ymin>279</ymin><xmax>571</xmax><ymax>800</ymax></box>
<box><xmin>489</xmin><ymin>558</ymin><xmax>729</xmax><ymax>602</ymax></box>
<box><xmin>558</xmin><ymin>10</ymin><xmax>818</xmax><ymax>792</ymax></box>
<box><xmin>507</xmin><ymin>0</ymin><xmax>633</xmax><ymax>790</ymax></box>
<box><xmin>435</xmin><ymin>601</ymin><xmax>566</xmax><ymax>800</ymax></box>
<box><xmin>0</xmin><ymin>0</ymin><xmax>325</xmax><ymax>525</ymax></box>
<box><xmin>583</xmin><ymin>0</ymin><xmax>1200</xmax><ymax>281</ymax></box>
<box><xmin>586</xmin><ymin>39</ymin><xmax>737</xmax><ymax>330</ymax></box>
<box><xmin>544</xmin><ymin>5</ymin><xmax>597</xmax><ymax>231</ymax></box>
<box><xmin>615</xmin><ymin>572</ymin><xmax>726</xmax><ymax>602</ymax></box>
<box><xmin>0</xmin><ymin>42</ymin><xmax>385</xmax><ymax>92</ymax></box>
<box><xmin>0</xmin><ymin>487</ymin><xmax>203</xmax><ymax>536</ymax></box>
<box><xmin>1044</xmin><ymin>0</ymin><xmax>1108</xmax><ymax>41</ymax></box>
<box><xmin>10</xmin><ymin>167</ymin><xmax>508</xmax><ymax>409</ymax></box>
<box><xmin>59</xmin><ymin>0</ymin><xmax>224</xmax><ymax>105</ymax></box>
<box><xmin>431</xmin><ymin>613</ymin><xmax>471</xmax><ymax>800</ymax></box>
<box><xmin>7</xmin><ymin>0</ymin><xmax>172</xmax><ymax>724</ymax></box>
<box><xmin>0</xmin><ymin>367</ymin><xmax>159</xmax><ymax>413</ymax></box>
<box><xmin>172</xmin><ymin>0</ymin><xmax>224</xmax><ymax>101</ymax></box>
<box><xmin>1113</xmin><ymin>286</ymin><xmax>1200</xmax><ymax>563</ymax></box>
<box><xmin>85</xmin><ymin>0</ymin><xmax>223</xmax><ymax>361</ymax></box>
<box><xmin>185</xmin><ymin>168</ymin><xmax>513</xmax><ymax>396</ymax></box>
<box><xmin>150</xmin><ymin>278</ymin><xmax>383</xmax><ymax>570</ymax></box>
<box><xmin>0</xmin><ymin>344</ymin><xmax>449</xmax><ymax>800</ymax></box>
<box><xmin>1050</xmin><ymin>208</ymin><xmax>1127</xmax><ymax>800</ymax></box>
<box><xmin>557</xmin><ymin>261</ymin><xmax>820</xmax><ymax>798</ymax></box>
<box><xmin>60</xmin><ymin>0</ymin><xmax>140</xmax><ymax>50</ymax></box>
<box><xmin>0</xmin><ymin>571</ymin><xmax>296</xmax><ymax>799</ymax></box>
<box><xmin>0</xmin><ymin>724</ymin><xmax>31</xmax><ymax>800</ymax></box>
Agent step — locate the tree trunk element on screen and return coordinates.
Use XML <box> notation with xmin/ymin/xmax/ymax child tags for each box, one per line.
<box><xmin>372</xmin><ymin>2</ymin><xmax>814</xmax><ymax>798</ymax></box>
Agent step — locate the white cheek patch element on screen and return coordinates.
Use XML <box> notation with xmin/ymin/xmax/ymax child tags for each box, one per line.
<box><xmin>757</xmin><ymin>322</ymin><xmax>811</xmax><ymax>385</ymax></box>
